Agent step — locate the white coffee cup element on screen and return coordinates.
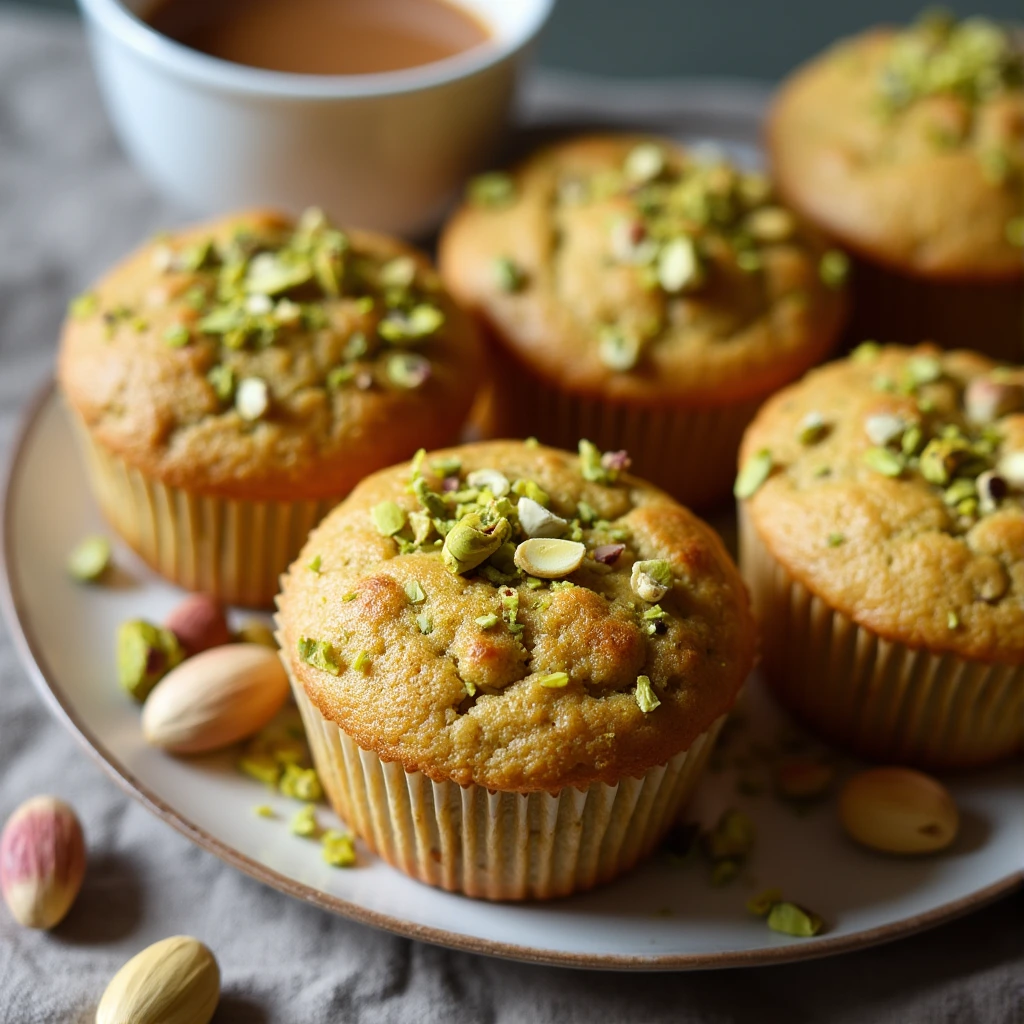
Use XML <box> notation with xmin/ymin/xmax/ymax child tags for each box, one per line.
<box><xmin>77</xmin><ymin>0</ymin><xmax>554</xmax><ymax>236</ymax></box>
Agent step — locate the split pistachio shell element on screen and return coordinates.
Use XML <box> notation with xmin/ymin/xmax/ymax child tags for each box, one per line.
<box><xmin>96</xmin><ymin>935</ymin><xmax>219</xmax><ymax>1024</ymax></box>
<box><xmin>630</xmin><ymin>560</ymin><xmax>672</xmax><ymax>603</ymax></box>
<box><xmin>839</xmin><ymin>767</ymin><xmax>959</xmax><ymax>855</ymax></box>
<box><xmin>466</xmin><ymin>468</ymin><xmax>510</xmax><ymax>497</ymax></box>
<box><xmin>142</xmin><ymin>644</ymin><xmax>289</xmax><ymax>754</ymax></box>
<box><xmin>517</xmin><ymin>496</ymin><xmax>569</xmax><ymax>539</ymax></box>
<box><xmin>513</xmin><ymin>538</ymin><xmax>586</xmax><ymax>579</ymax></box>
<box><xmin>0</xmin><ymin>796</ymin><xmax>86</xmax><ymax>930</ymax></box>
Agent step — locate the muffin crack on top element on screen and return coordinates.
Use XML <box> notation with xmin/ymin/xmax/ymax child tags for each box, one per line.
<box><xmin>738</xmin><ymin>344</ymin><xmax>1024</xmax><ymax>663</ymax></box>
<box><xmin>278</xmin><ymin>440</ymin><xmax>755</xmax><ymax>791</ymax></box>
<box><xmin>58</xmin><ymin>208</ymin><xmax>482</xmax><ymax>501</ymax></box>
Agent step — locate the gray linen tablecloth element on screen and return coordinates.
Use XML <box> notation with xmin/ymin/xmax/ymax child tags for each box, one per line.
<box><xmin>0</xmin><ymin>9</ymin><xmax>1021</xmax><ymax>1022</ymax></box>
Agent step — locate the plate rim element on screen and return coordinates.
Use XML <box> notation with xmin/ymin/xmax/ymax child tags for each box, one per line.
<box><xmin>3</xmin><ymin>380</ymin><xmax>1020</xmax><ymax>971</ymax></box>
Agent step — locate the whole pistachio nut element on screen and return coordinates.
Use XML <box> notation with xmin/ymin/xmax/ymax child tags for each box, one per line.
<box><xmin>442</xmin><ymin>513</ymin><xmax>511</xmax><ymax>575</ymax></box>
<box><xmin>513</xmin><ymin>538</ymin><xmax>586</xmax><ymax>578</ymax></box>
<box><xmin>117</xmin><ymin>620</ymin><xmax>185</xmax><ymax>702</ymax></box>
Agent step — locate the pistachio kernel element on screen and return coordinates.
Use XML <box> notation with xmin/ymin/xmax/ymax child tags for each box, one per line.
<box><xmin>630</xmin><ymin>559</ymin><xmax>672</xmax><ymax>603</ymax></box>
<box><xmin>307</xmin><ymin>554</ymin><xmax>322</xmax><ymax>574</ymax></box>
<box><xmin>386</xmin><ymin>353</ymin><xmax>431</xmax><ymax>389</ymax></box>
<box><xmin>297</xmin><ymin>637</ymin><xmax>341</xmax><ymax>676</ymax></box>
<box><xmin>69</xmin><ymin>291</ymin><xmax>98</xmax><ymax>319</ymax></box>
<box><xmin>598</xmin><ymin>325</ymin><xmax>641</xmax><ymax>371</ymax></box>
<box><xmin>734</xmin><ymin>449</ymin><xmax>773</xmax><ymax>499</ymax></box>
<box><xmin>404</xmin><ymin>579</ymin><xmax>427</xmax><ymax>604</ymax></box>
<box><xmin>466</xmin><ymin>468</ymin><xmax>511</xmax><ymax>498</ymax></box>
<box><xmin>851</xmin><ymin>341</ymin><xmax>882</xmax><ymax>363</ymax></box>
<box><xmin>352</xmin><ymin>651</ymin><xmax>371</xmax><ymax>673</ymax></box>
<box><xmin>863</xmin><ymin>446</ymin><xmax>904</xmax><ymax>477</ymax></box>
<box><xmin>744</xmin><ymin>206</ymin><xmax>795</xmax><ymax>243</ymax></box>
<box><xmin>493</xmin><ymin>256</ymin><xmax>525</xmax><ymax>293</ymax></box>
<box><xmin>904</xmin><ymin>355</ymin><xmax>943</xmax><ymax>388</ymax></box>
<box><xmin>206</xmin><ymin>364</ymin><xmax>235</xmax><ymax>403</ymax></box>
<box><xmin>864</xmin><ymin>413</ymin><xmax>907</xmax><ymax>447</ymax></box>
<box><xmin>235</xmin><ymin>377</ymin><xmax>269</xmax><ymax>421</ymax></box>
<box><xmin>442</xmin><ymin>513</ymin><xmax>512</xmax><ymax>575</ymax></box>
<box><xmin>767</xmin><ymin>902</ymin><xmax>823</xmax><ymax>938</ymax></box>
<box><xmin>163</xmin><ymin>322</ymin><xmax>191</xmax><ymax>348</ymax></box>
<box><xmin>819</xmin><ymin>250</ymin><xmax>850</xmax><ymax>288</ymax></box>
<box><xmin>416</xmin><ymin>612</ymin><xmax>433</xmax><ymax>635</ymax></box>
<box><xmin>379</xmin><ymin>304</ymin><xmax>444</xmax><ymax>344</ymax></box>
<box><xmin>797</xmin><ymin>411</ymin><xmax>827</xmax><ymax>445</ymax></box>
<box><xmin>657</xmin><ymin>236</ymin><xmax>704</xmax><ymax>294</ymax></box>
<box><xmin>371</xmin><ymin>500</ymin><xmax>407</xmax><ymax>537</ymax></box>
<box><xmin>321</xmin><ymin>830</ymin><xmax>357</xmax><ymax>868</ymax></box>
<box><xmin>624</xmin><ymin>143</ymin><xmax>666</xmax><ymax>184</ymax></box>
<box><xmin>116</xmin><ymin>620</ymin><xmax>185</xmax><ymax>702</ymax></box>
<box><xmin>517</xmin><ymin>496</ymin><xmax>568</xmax><ymax>539</ymax></box>
<box><xmin>467</xmin><ymin>171</ymin><xmax>516</xmax><ymax>208</ymax></box>
<box><xmin>635</xmin><ymin>675</ymin><xmax>661</xmax><ymax>712</ymax></box>
<box><xmin>290</xmin><ymin>804</ymin><xmax>319</xmax><ymax>837</ymax></box>
<box><xmin>67</xmin><ymin>535</ymin><xmax>112</xmax><ymax>583</ymax></box>
<box><xmin>538</xmin><ymin>671</ymin><xmax>570</xmax><ymax>689</ymax></box>
<box><xmin>475</xmin><ymin>613</ymin><xmax>500</xmax><ymax>629</ymax></box>
<box><xmin>513</xmin><ymin>538</ymin><xmax>586</xmax><ymax>579</ymax></box>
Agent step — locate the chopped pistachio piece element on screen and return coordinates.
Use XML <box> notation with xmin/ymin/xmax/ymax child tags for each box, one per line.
<box><xmin>513</xmin><ymin>537</ymin><xmax>586</xmax><ymax>579</ymax></box>
<box><xmin>404</xmin><ymin>579</ymin><xmax>427</xmax><ymax>604</ymax></box>
<box><xmin>466</xmin><ymin>468</ymin><xmax>511</xmax><ymax>497</ymax></box>
<box><xmin>493</xmin><ymin>256</ymin><xmax>525</xmax><ymax>293</ymax></box>
<box><xmin>827</xmin><ymin>532</ymin><xmax>846</xmax><ymax>548</ymax></box>
<box><xmin>307</xmin><ymin>554</ymin><xmax>322</xmax><ymax>574</ymax></box>
<box><xmin>442</xmin><ymin>513</ymin><xmax>511</xmax><ymax>575</ymax></box>
<box><xmin>386</xmin><ymin>352</ymin><xmax>431</xmax><ymax>389</ymax></box>
<box><xmin>371</xmin><ymin>501</ymin><xmax>407</xmax><ymax>537</ymax></box>
<box><xmin>254</xmin><ymin>804</ymin><xmax>275</xmax><ymax>819</ymax></box>
<box><xmin>326</xmin><ymin>365</ymin><xmax>355</xmax><ymax>389</ymax></box>
<box><xmin>635</xmin><ymin>675</ymin><xmax>661</xmax><ymax>712</ymax></box>
<box><xmin>280</xmin><ymin>764</ymin><xmax>323</xmax><ymax>802</ymax></box>
<box><xmin>238</xmin><ymin>754</ymin><xmax>281</xmax><ymax>787</ymax></box>
<box><xmin>235</xmin><ymin>377</ymin><xmax>269</xmax><ymax>421</ymax></box>
<box><xmin>163</xmin><ymin>322</ymin><xmax>191</xmax><ymax>348</ymax></box>
<box><xmin>516</xmin><ymin>496</ymin><xmax>568</xmax><ymax>539</ymax></box>
<box><xmin>69</xmin><ymin>291</ymin><xmax>98</xmax><ymax>319</ymax></box>
<box><xmin>322</xmin><ymin>829</ymin><xmax>357</xmax><ymax>867</ymax></box>
<box><xmin>851</xmin><ymin>341</ymin><xmax>881</xmax><ymax>363</ymax></box>
<box><xmin>290</xmin><ymin>804</ymin><xmax>319</xmax><ymax>838</ymax></box>
<box><xmin>1006</xmin><ymin>217</ymin><xmax>1024</xmax><ymax>248</ymax></box>
<box><xmin>630</xmin><ymin>560</ymin><xmax>672</xmax><ymax>603</ymax></box>
<box><xmin>467</xmin><ymin>171</ymin><xmax>516</xmax><ymax>208</ymax></box>
<box><xmin>745</xmin><ymin>206</ymin><xmax>795</xmax><ymax>243</ymax></box>
<box><xmin>297</xmin><ymin>637</ymin><xmax>341</xmax><ymax>676</ymax></box>
<box><xmin>864</xmin><ymin>413</ymin><xmax>907</xmax><ymax>447</ymax></box>
<box><xmin>578</xmin><ymin>439</ymin><xmax>618</xmax><ymax>484</ymax></box>
<box><xmin>245</xmin><ymin>251</ymin><xmax>314</xmax><ymax>296</ymax></box>
<box><xmin>352</xmin><ymin>650</ymin><xmax>371</xmax><ymax>673</ymax></box>
<box><xmin>904</xmin><ymin>355</ymin><xmax>943</xmax><ymax>387</ymax></box>
<box><xmin>116</xmin><ymin>620</ymin><xmax>184</xmax><ymax>702</ymax></box>
<box><xmin>416</xmin><ymin>612</ymin><xmax>433</xmax><ymax>635</ymax></box>
<box><xmin>863</xmin><ymin>446</ymin><xmax>903</xmax><ymax>477</ymax></box>
<box><xmin>538</xmin><ymin>671</ymin><xmax>570</xmax><ymax>689</ymax></box>
<box><xmin>734</xmin><ymin>449</ymin><xmax>773</xmax><ymax>499</ymax></box>
<box><xmin>512</xmin><ymin>478</ymin><xmax>549</xmax><ymax>507</ymax></box>
<box><xmin>206</xmin><ymin>364</ymin><xmax>236</xmax><ymax>403</ymax></box>
<box><xmin>379</xmin><ymin>256</ymin><xmax>417</xmax><ymax>291</ymax></box>
<box><xmin>379</xmin><ymin>304</ymin><xmax>444</xmax><ymax>343</ymax></box>
<box><xmin>766</xmin><ymin>902</ymin><xmax>823</xmax><ymax>938</ymax></box>
<box><xmin>703</xmin><ymin>809</ymin><xmax>755</xmax><ymax>862</ymax></box>
<box><xmin>598</xmin><ymin>324</ymin><xmax>641</xmax><ymax>371</ymax></box>
<box><xmin>475</xmin><ymin>613</ymin><xmax>500</xmax><ymax>629</ymax></box>
<box><xmin>657</xmin><ymin>236</ymin><xmax>704</xmax><ymax>293</ymax></box>
<box><xmin>624</xmin><ymin>143</ymin><xmax>666</xmax><ymax>184</ymax></box>
<box><xmin>947</xmin><ymin>610</ymin><xmax>960</xmax><ymax>630</ymax></box>
<box><xmin>67</xmin><ymin>535</ymin><xmax>112</xmax><ymax>583</ymax></box>
<box><xmin>819</xmin><ymin>249</ymin><xmax>849</xmax><ymax>288</ymax></box>
<box><xmin>797</xmin><ymin>411</ymin><xmax>827</xmax><ymax>445</ymax></box>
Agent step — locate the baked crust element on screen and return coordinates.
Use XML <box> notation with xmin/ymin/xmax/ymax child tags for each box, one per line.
<box><xmin>768</xmin><ymin>24</ymin><xmax>1024</xmax><ymax>280</ymax></box>
<box><xmin>58</xmin><ymin>210</ymin><xmax>483</xmax><ymax>501</ymax></box>
<box><xmin>277</xmin><ymin>440</ymin><xmax>755</xmax><ymax>791</ymax></box>
<box><xmin>439</xmin><ymin>135</ymin><xmax>846</xmax><ymax>404</ymax></box>
<box><xmin>740</xmin><ymin>345</ymin><xmax>1024</xmax><ymax>664</ymax></box>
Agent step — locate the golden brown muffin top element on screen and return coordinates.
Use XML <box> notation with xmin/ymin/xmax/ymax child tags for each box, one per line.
<box><xmin>738</xmin><ymin>344</ymin><xmax>1024</xmax><ymax>663</ymax></box>
<box><xmin>438</xmin><ymin>135</ymin><xmax>847</xmax><ymax>403</ymax></box>
<box><xmin>768</xmin><ymin>14</ymin><xmax>1024</xmax><ymax>279</ymax></box>
<box><xmin>58</xmin><ymin>210</ymin><xmax>483</xmax><ymax>501</ymax></box>
<box><xmin>277</xmin><ymin>440</ymin><xmax>755</xmax><ymax>791</ymax></box>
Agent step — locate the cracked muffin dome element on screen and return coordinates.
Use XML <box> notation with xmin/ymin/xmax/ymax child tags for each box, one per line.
<box><xmin>738</xmin><ymin>343</ymin><xmax>1024</xmax><ymax>766</ymax></box>
<box><xmin>277</xmin><ymin>440</ymin><xmax>755</xmax><ymax>898</ymax></box>
<box><xmin>57</xmin><ymin>208</ymin><xmax>483</xmax><ymax>606</ymax></box>
<box><xmin>279</xmin><ymin>439</ymin><xmax>754</xmax><ymax>791</ymax></box>
<box><xmin>767</xmin><ymin>13</ymin><xmax>1024</xmax><ymax>356</ymax></box>
<box><xmin>438</xmin><ymin>134</ymin><xmax>847</xmax><ymax>509</ymax></box>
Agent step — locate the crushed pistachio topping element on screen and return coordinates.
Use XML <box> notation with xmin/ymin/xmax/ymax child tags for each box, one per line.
<box><xmin>67</xmin><ymin>535</ymin><xmax>112</xmax><ymax>583</ymax></box>
<box><xmin>404</xmin><ymin>579</ymin><xmax>427</xmax><ymax>604</ymax></box>
<box><xmin>69</xmin><ymin>291</ymin><xmax>98</xmax><ymax>319</ymax></box>
<box><xmin>766</xmin><ymin>902</ymin><xmax>824</xmax><ymax>938</ymax></box>
<box><xmin>322</xmin><ymin>830</ymin><xmax>357</xmax><ymax>868</ymax></box>
<box><xmin>863</xmin><ymin>446</ymin><xmax>904</xmax><ymax>477</ymax></box>
<box><xmin>598</xmin><ymin>325</ymin><xmax>642</xmax><ymax>371</ymax></box>
<box><xmin>797</xmin><ymin>411</ymin><xmax>828</xmax><ymax>445</ymax></box>
<box><xmin>475</xmin><ymin>613</ymin><xmax>500</xmax><ymax>629</ymax></box>
<box><xmin>290</xmin><ymin>804</ymin><xmax>319</xmax><ymax>837</ymax></box>
<box><xmin>635</xmin><ymin>675</ymin><xmax>661</xmax><ymax>712</ymax></box>
<box><xmin>734</xmin><ymin>449</ymin><xmax>773</xmax><ymax>499</ymax></box>
<box><xmin>307</xmin><ymin>554</ymin><xmax>322</xmax><ymax>574</ymax></box>
<box><xmin>162</xmin><ymin>322</ymin><xmax>191</xmax><ymax>348</ymax></box>
<box><xmin>280</xmin><ymin>764</ymin><xmax>323</xmax><ymax>802</ymax></box>
<box><xmin>467</xmin><ymin>171</ymin><xmax>516</xmax><ymax>208</ymax></box>
<box><xmin>297</xmin><ymin>636</ymin><xmax>341</xmax><ymax>676</ymax></box>
<box><xmin>371</xmin><ymin>501</ymin><xmax>407</xmax><ymax>537</ymax></box>
<box><xmin>818</xmin><ymin>250</ymin><xmax>850</xmax><ymax>289</ymax></box>
<box><xmin>578</xmin><ymin>439</ymin><xmax>630</xmax><ymax>484</ymax></box>
<box><xmin>493</xmin><ymin>256</ymin><xmax>525</xmax><ymax>293</ymax></box>
<box><xmin>747</xmin><ymin>888</ymin><xmax>784</xmax><ymax>917</ymax></box>
<box><xmin>538</xmin><ymin>672</ymin><xmax>570</xmax><ymax>689</ymax></box>
<box><xmin>416</xmin><ymin>612</ymin><xmax>433</xmax><ymax>634</ymax></box>
<box><xmin>253</xmin><ymin>804</ymin><xmax>275</xmax><ymax>819</ymax></box>
<box><xmin>352</xmin><ymin>650</ymin><xmax>371</xmax><ymax>673</ymax></box>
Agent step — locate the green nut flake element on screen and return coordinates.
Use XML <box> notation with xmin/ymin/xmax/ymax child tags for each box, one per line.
<box><xmin>598</xmin><ymin>325</ymin><xmax>641</xmax><ymax>371</ymax></box>
<box><xmin>238</xmin><ymin>754</ymin><xmax>281</xmax><ymax>787</ymax></box>
<box><xmin>734</xmin><ymin>449</ymin><xmax>773</xmax><ymax>499</ymax></box>
<box><xmin>947</xmin><ymin>610</ymin><xmax>961</xmax><ymax>630</ymax></box>
<box><xmin>352</xmin><ymin>650</ymin><xmax>371</xmax><ymax>673</ymax></box>
<box><xmin>904</xmin><ymin>355</ymin><xmax>943</xmax><ymax>388</ymax></box>
<box><xmin>766</xmin><ymin>902</ymin><xmax>823</xmax><ymax>938</ymax></box>
<box><xmin>475</xmin><ymin>613</ymin><xmax>500</xmax><ymax>629</ymax></box>
<box><xmin>253</xmin><ymin>804</ymin><xmax>275</xmax><ymax>819</ymax></box>
<box><xmin>163</xmin><ymin>323</ymin><xmax>191</xmax><ymax>348</ymax></box>
<box><xmin>819</xmin><ymin>250</ymin><xmax>850</xmax><ymax>289</ymax></box>
<box><xmin>711</xmin><ymin>860</ymin><xmax>741</xmax><ymax>887</ymax></box>
<box><xmin>378</xmin><ymin>304</ymin><xmax>444</xmax><ymax>343</ymax></box>
<box><xmin>307</xmin><ymin>554</ymin><xmax>322</xmax><ymax>574</ymax></box>
<box><xmin>325</xmin><ymin>365</ymin><xmax>355</xmax><ymax>389</ymax></box>
<box><xmin>441</xmin><ymin>513</ymin><xmax>512</xmax><ymax>575</ymax></box>
<box><xmin>624</xmin><ymin>142</ymin><xmax>666</xmax><ymax>184</ymax></box>
<box><xmin>206</xmin><ymin>364</ymin><xmax>236</xmax><ymax>403</ymax></box>
<box><xmin>290</xmin><ymin>804</ymin><xmax>319</xmax><ymax>837</ymax></box>
<box><xmin>386</xmin><ymin>352</ymin><xmax>431</xmax><ymax>389</ymax></box>
<box><xmin>408</xmin><ymin>511</ymin><xmax>435</xmax><ymax>546</ymax></box>
<box><xmin>467</xmin><ymin>171</ymin><xmax>516</xmax><ymax>208</ymax></box>
<box><xmin>657</xmin><ymin>236</ymin><xmax>704</xmax><ymax>294</ymax></box>
<box><xmin>236</xmin><ymin>621</ymin><xmax>277</xmax><ymax>649</ymax></box>
<box><xmin>245</xmin><ymin>251</ymin><xmax>314</xmax><ymax>296</ymax></box>
<box><xmin>577</xmin><ymin>439</ymin><xmax>624</xmax><ymax>484</ymax></box>
<box><xmin>635</xmin><ymin>675</ymin><xmax>661</xmax><ymax>712</ymax></box>
<box><xmin>67</xmin><ymin>535</ymin><xmax>112</xmax><ymax>583</ymax></box>
<box><xmin>797</xmin><ymin>411</ymin><xmax>827</xmax><ymax>445</ymax></box>
<box><xmin>851</xmin><ymin>341</ymin><xmax>881</xmax><ymax>363</ymax></box>
<box><xmin>413</xmin><ymin>477</ymin><xmax>449</xmax><ymax>519</ymax></box>
<box><xmin>280</xmin><ymin>764</ymin><xmax>323</xmax><ymax>802</ymax></box>
<box><xmin>512</xmin><ymin>479</ymin><xmax>550</xmax><ymax>506</ymax></box>
<box><xmin>297</xmin><ymin>637</ymin><xmax>341</xmax><ymax>676</ymax></box>
<box><xmin>116</xmin><ymin>620</ymin><xmax>185</xmax><ymax>702</ymax></box>
<box><xmin>863</xmin><ymin>446</ymin><xmax>904</xmax><ymax>477</ymax></box>
<box><xmin>538</xmin><ymin>672</ymin><xmax>570</xmax><ymax>689</ymax></box>
<box><xmin>493</xmin><ymin>256</ymin><xmax>525</xmax><ymax>293</ymax></box>
<box><xmin>371</xmin><ymin>500</ymin><xmax>407</xmax><ymax>537</ymax></box>
<box><xmin>69</xmin><ymin>291</ymin><xmax>98</xmax><ymax>319</ymax></box>
<box><xmin>827</xmin><ymin>532</ymin><xmax>846</xmax><ymax>547</ymax></box>
<box><xmin>322</xmin><ymin>830</ymin><xmax>357</xmax><ymax>868</ymax></box>
<box><xmin>416</xmin><ymin>612</ymin><xmax>433</xmax><ymax>634</ymax></box>
<box><xmin>404</xmin><ymin>579</ymin><xmax>427</xmax><ymax>604</ymax></box>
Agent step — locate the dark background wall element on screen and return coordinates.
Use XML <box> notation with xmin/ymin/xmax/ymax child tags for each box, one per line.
<box><xmin>4</xmin><ymin>0</ymin><xmax>1020</xmax><ymax>80</ymax></box>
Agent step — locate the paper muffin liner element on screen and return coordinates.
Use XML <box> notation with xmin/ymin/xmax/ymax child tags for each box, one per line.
<box><xmin>72</xmin><ymin>421</ymin><xmax>335</xmax><ymax>608</ymax></box>
<box><xmin>845</xmin><ymin>256</ymin><xmax>1024</xmax><ymax>363</ymax></box>
<box><xmin>485</xmin><ymin>345</ymin><xmax>769</xmax><ymax>510</ymax></box>
<box><xmin>739</xmin><ymin>507</ymin><xmax>1024</xmax><ymax>768</ymax></box>
<box><xmin>281</xmin><ymin>651</ymin><xmax>723</xmax><ymax>900</ymax></box>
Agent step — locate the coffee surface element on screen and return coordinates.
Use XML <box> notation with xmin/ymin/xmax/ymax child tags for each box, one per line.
<box><xmin>145</xmin><ymin>0</ymin><xmax>490</xmax><ymax>75</ymax></box>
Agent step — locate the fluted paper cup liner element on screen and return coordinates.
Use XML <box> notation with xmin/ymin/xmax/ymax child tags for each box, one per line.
<box><xmin>844</xmin><ymin>256</ymin><xmax>1024</xmax><ymax>363</ymax></box>
<box><xmin>73</xmin><ymin>421</ymin><xmax>335</xmax><ymax>608</ymax></box>
<box><xmin>487</xmin><ymin>345</ymin><xmax>766</xmax><ymax>511</ymax></box>
<box><xmin>740</xmin><ymin>506</ymin><xmax>1024</xmax><ymax>768</ymax></box>
<box><xmin>280</xmin><ymin>647</ymin><xmax>724</xmax><ymax>900</ymax></box>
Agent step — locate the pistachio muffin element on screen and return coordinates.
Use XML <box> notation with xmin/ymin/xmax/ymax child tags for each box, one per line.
<box><xmin>438</xmin><ymin>135</ymin><xmax>848</xmax><ymax>509</ymax></box>
<box><xmin>768</xmin><ymin>13</ymin><xmax>1024</xmax><ymax>359</ymax></box>
<box><xmin>58</xmin><ymin>209</ymin><xmax>483</xmax><ymax>607</ymax></box>
<box><xmin>277</xmin><ymin>439</ymin><xmax>755</xmax><ymax>899</ymax></box>
<box><xmin>737</xmin><ymin>343</ymin><xmax>1024</xmax><ymax>768</ymax></box>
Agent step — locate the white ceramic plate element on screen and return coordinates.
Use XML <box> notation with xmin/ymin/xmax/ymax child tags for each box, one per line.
<box><xmin>3</xmin><ymin>386</ymin><xmax>1022</xmax><ymax>970</ymax></box>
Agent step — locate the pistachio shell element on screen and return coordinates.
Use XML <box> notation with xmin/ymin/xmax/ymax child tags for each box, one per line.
<box><xmin>839</xmin><ymin>767</ymin><xmax>959</xmax><ymax>855</ymax></box>
<box><xmin>142</xmin><ymin>644</ymin><xmax>289</xmax><ymax>754</ymax></box>
<box><xmin>517</xmin><ymin>496</ymin><xmax>569</xmax><ymax>539</ymax></box>
<box><xmin>630</xmin><ymin>560</ymin><xmax>672</xmax><ymax>603</ymax></box>
<box><xmin>863</xmin><ymin>413</ymin><xmax>906</xmax><ymax>447</ymax></box>
<box><xmin>513</xmin><ymin>538</ymin><xmax>586</xmax><ymax>579</ymax></box>
<box><xmin>96</xmin><ymin>935</ymin><xmax>219</xmax><ymax>1024</ymax></box>
<box><xmin>466</xmin><ymin>468</ymin><xmax>510</xmax><ymax>497</ymax></box>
